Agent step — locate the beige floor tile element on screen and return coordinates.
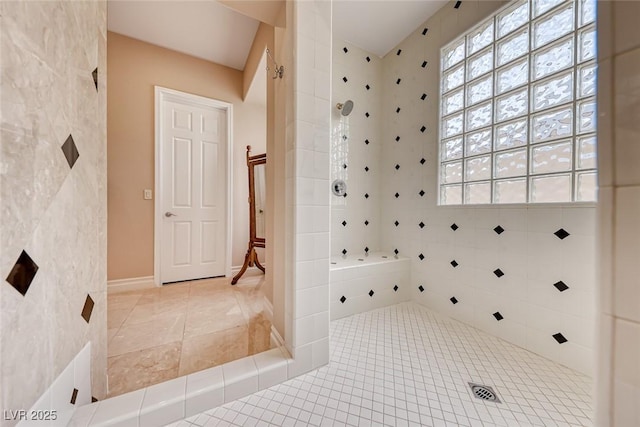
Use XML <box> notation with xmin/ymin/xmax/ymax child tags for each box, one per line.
<box><xmin>123</xmin><ymin>298</ymin><xmax>188</xmax><ymax>326</ymax></box>
<box><xmin>107</xmin><ymin>341</ymin><xmax>182</xmax><ymax>398</ymax></box>
<box><xmin>178</xmin><ymin>326</ymin><xmax>250</xmax><ymax>377</ymax></box>
<box><xmin>136</xmin><ymin>284</ymin><xmax>190</xmax><ymax>305</ymax></box>
<box><xmin>246</xmin><ymin>313</ymin><xmax>273</xmax><ymax>355</ymax></box>
<box><xmin>107</xmin><ymin>308</ymin><xmax>132</xmax><ymax>330</ymax></box>
<box><xmin>108</xmin><ymin>314</ymin><xmax>186</xmax><ymax>357</ymax></box>
<box><xmin>107</xmin><ymin>291</ymin><xmax>143</xmax><ymax>311</ymax></box>
<box><xmin>183</xmin><ymin>302</ymin><xmax>246</xmax><ymax>339</ymax></box>
<box><xmin>107</xmin><ymin>328</ymin><xmax>119</xmax><ymax>345</ymax></box>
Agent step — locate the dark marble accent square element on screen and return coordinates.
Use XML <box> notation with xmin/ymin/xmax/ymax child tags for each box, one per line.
<box><xmin>494</xmin><ymin>225</ymin><xmax>505</xmax><ymax>235</ymax></box>
<box><xmin>71</xmin><ymin>388</ymin><xmax>79</xmax><ymax>404</ymax></box>
<box><xmin>396</xmin><ymin>78</ymin><xmax>402</xmax><ymax>84</ymax></box>
<box><xmin>418</xmin><ymin>253</ymin><xmax>425</xmax><ymax>260</ymax></box>
<box><xmin>394</xmin><ymin>220</ymin><xmax>399</xmax><ymax>227</ymax></box>
<box><xmin>396</xmin><ymin>107</ymin><xmax>401</xmax><ymax>113</ymax></box>
<box><xmin>343</xmin><ymin>193</ymin><xmax>348</xmax><ymax>198</ymax></box>
<box><xmin>342</xmin><ymin>221</ymin><xmax>347</xmax><ymax>227</ymax></box>
<box><xmin>81</xmin><ymin>294</ymin><xmax>95</xmax><ymax>323</ymax></box>
<box><xmin>366</xmin><ymin>56</ymin><xmax>371</xmax><ymax>62</ymax></box>
<box><xmin>365</xmin><ymin>139</ymin><xmax>370</xmax><ymax>145</ymax></box>
<box><xmin>394</xmin><ymin>249</ymin><xmax>399</xmax><ymax>255</ymax></box>
<box><xmin>422</xmin><ymin>28</ymin><xmax>429</xmax><ymax>35</ymax></box>
<box><xmin>366</xmin><ymin>84</ymin><xmax>370</xmax><ymax>90</ymax></box>
<box><xmin>493</xmin><ymin>268</ymin><xmax>504</xmax><ymax>278</ymax></box>
<box><xmin>365</xmin><ymin>112</ymin><xmax>370</xmax><ymax>117</ymax></box>
<box><xmin>340</xmin><ymin>296</ymin><xmax>346</xmax><ymax>304</ymax></box>
<box><xmin>420</xmin><ymin>158</ymin><xmax>426</xmax><ymax>164</ymax></box>
<box><xmin>342</xmin><ymin>163</ymin><xmax>347</xmax><ymax>169</ymax></box>
<box><xmin>421</xmin><ymin>61</ymin><xmax>428</xmax><ymax>68</ymax></box>
<box><xmin>553</xmin><ymin>333</ymin><xmax>568</xmax><ymax>344</ymax></box>
<box><xmin>421</xmin><ymin>93</ymin><xmax>427</xmax><ymax>100</ymax></box>
<box><xmin>365</xmin><ymin>247</ymin><xmax>369</xmax><ymax>253</ymax></box>
<box><xmin>554</xmin><ymin>281</ymin><xmax>569</xmax><ymax>292</ymax></box>
<box><xmin>365</xmin><ymin>166</ymin><xmax>369</xmax><ymax>172</ymax></box>
<box><xmin>395</xmin><ymin>136</ymin><xmax>400</xmax><ymax>142</ymax></box>
<box><xmin>395</xmin><ymin>192</ymin><xmax>400</xmax><ymax>198</ymax></box>
<box><xmin>397</xmin><ymin>49</ymin><xmax>402</xmax><ymax>56</ymax></box>
<box><xmin>419</xmin><ymin>222</ymin><xmax>425</xmax><ymax>229</ymax></box>
<box><xmin>369</xmin><ymin>290</ymin><xmax>374</xmax><ymax>297</ymax></box>
<box><xmin>450</xmin><ymin>297</ymin><xmax>458</xmax><ymax>304</ymax></box>
<box><xmin>395</xmin><ymin>164</ymin><xmax>400</xmax><ymax>170</ymax></box>
<box><xmin>61</xmin><ymin>134</ymin><xmax>80</xmax><ymax>169</ymax></box>
<box><xmin>6</xmin><ymin>250</ymin><xmax>39</xmax><ymax>296</ymax></box>
<box><xmin>451</xmin><ymin>223</ymin><xmax>459</xmax><ymax>231</ymax></box>
<box><xmin>393</xmin><ymin>285</ymin><xmax>399</xmax><ymax>292</ymax></box>
<box><xmin>365</xmin><ymin>193</ymin><xmax>369</xmax><ymax>199</ymax></box>
<box><xmin>451</xmin><ymin>260</ymin><xmax>458</xmax><ymax>267</ymax></box>
<box><xmin>493</xmin><ymin>312</ymin><xmax>503</xmax><ymax>321</ymax></box>
<box><xmin>365</xmin><ymin>220</ymin><xmax>369</xmax><ymax>226</ymax></box>
<box><xmin>419</xmin><ymin>190</ymin><xmax>425</xmax><ymax>197</ymax></box>
<box><xmin>420</xmin><ymin>126</ymin><xmax>426</xmax><ymax>132</ymax></box>
<box><xmin>92</xmin><ymin>68</ymin><xmax>98</xmax><ymax>91</ymax></box>
<box><xmin>418</xmin><ymin>285</ymin><xmax>424</xmax><ymax>292</ymax></box>
<box><xmin>342</xmin><ymin>249</ymin><xmax>347</xmax><ymax>255</ymax></box>
<box><xmin>454</xmin><ymin>1</ymin><xmax>462</xmax><ymax>8</ymax></box>
<box><xmin>342</xmin><ymin>76</ymin><xmax>348</xmax><ymax>82</ymax></box>
<box><xmin>343</xmin><ymin>47</ymin><xmax>348</xmax><ymax>53</ymax></box>
<box><xmin>554</xmin><ymin>228</ymin><xmax>570</xmax><ymax>240</ymax></box>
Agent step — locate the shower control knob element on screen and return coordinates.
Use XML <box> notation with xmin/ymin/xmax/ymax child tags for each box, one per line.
<box><xmin>332</xmin><ymin>179</ymin><xmax>347</xmax><ymax>197</ymax></box>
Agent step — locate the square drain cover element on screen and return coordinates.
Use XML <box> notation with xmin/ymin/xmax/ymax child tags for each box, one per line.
<box><xmin>468</xmin><ymin>383</ymin><xmax>501</xmax><ymax>403</ymax></box>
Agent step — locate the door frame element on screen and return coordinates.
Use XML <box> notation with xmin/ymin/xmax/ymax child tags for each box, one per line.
<box><xmin>153</xmin><ymin>86</ymin><xmax>233</xmax><ymax>286</ymax></box>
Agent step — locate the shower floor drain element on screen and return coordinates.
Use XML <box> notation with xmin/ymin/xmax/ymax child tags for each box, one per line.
<box><xmin>468</xmin><ymin>383</ymin><xmax>501</xmax><ymax>403</ymax></box>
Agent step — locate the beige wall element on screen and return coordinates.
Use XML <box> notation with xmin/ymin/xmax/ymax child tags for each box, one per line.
<box><xmin>107</xmin><ymin>32</ymin><xmax>266</xmax><ymax>281</ymax></box>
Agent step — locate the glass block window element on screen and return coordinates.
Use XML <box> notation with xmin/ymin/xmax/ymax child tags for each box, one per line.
<box><xmin>439</xmin><ymin>0</ymin><xmax>596</xmax><ymax>205</ymax></box>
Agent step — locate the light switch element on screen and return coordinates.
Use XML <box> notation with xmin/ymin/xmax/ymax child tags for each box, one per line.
<box><xmin>143</xmin><ymin>189</ymin><xmax>152</xmax><ymax>200</ymax></box>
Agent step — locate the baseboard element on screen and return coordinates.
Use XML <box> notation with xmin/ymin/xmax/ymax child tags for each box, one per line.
<box><xmin>107</xmin><ymin>276</ymin><xmax>156</xmax><ymax>293</ymax></box>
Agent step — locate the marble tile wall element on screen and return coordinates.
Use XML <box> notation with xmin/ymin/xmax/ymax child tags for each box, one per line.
<box><xmin>378</xmin><ymin>0</ymin><xmax>596</xmax><ymax>374</ymax></box>
<box><xmin>330</xmin><ymin>40</ymin><xmax>383</xmax><ymax>257</ymax></box>
<box><xmin>595</xmin><ymin>1</ymin><xmax>640</xmax><ymax>425</ymax></box>
<box><xmin>0</xmin><ymin>0</ymin><xmax>107</xmax><ymax>422</ymax></box>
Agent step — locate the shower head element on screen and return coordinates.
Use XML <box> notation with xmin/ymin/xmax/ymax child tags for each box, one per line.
<box><xmin>336</xmin><ymin>100</ymin><xmax>354</xmax><ymax>116</ymax></box>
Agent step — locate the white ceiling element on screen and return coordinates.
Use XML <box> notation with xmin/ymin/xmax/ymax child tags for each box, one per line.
<box><xmin>107</xmin><ymin>1</ymin><xmax>260</xmax><ymax>70</ymax></box>
<box><xmin>333</xmin><ymin>0</ymin><xmax>448</xmax><ymax>57</ymax></box>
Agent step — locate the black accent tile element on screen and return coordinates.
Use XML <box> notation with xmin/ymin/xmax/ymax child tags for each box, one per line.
<box><xmin>396</xmin><ymin>107</ymin><xmax>401</xmax><ymax>113</ymax></box>
<box><xmin>494</xmin><ymin>225</ymin><xmax>505</xmax><ymax>235</ymax></box>
<box><xmin>342</xmin><ymin>163</ymin><xmax>347</xmax><ymax>169</ymax></box>
<box><xmin>61</xmin><ymin>134</ymin><xmax>80</xmax><ymax>169</ymax></box>
<box><xmin>342</xmin><ymin>76</ymin><xmax>348</xmax><ymax>82</ymax></box>
<box><xmin>553</xmin><ymin>333</ymin><xmax>568</xmax><ymax>344</ymax></box>
<box><xmin>395</xmin><ymin>164</ymin><xmax>400</xmax><ymax>170</ymax></box>
<box><xmin>366</xmin><ymin>56</ymin><xmax>371</xmax><ymax>62</ymax></box>
<box><xmin>419</xmin><ymin>222</ymin><xmax>425</xmax><ymax>229</ymax></box>
<box><xmin>342</xmin><ymin>249</ymin><xmax>347</xmax><ymax>255</ymax></box>
<box><xmin>419</xmin><ymin>190</ymin><xmax>425</xmax><ymax>197</ymax></box>
<box><xmin>450</xmin><ymin>297</ymin><xmax>458</xmax><ymax>304</ymax></box>
<box><xmin>343</xmin><ymin>193</ymin><xmax>347</xmax><ymax>198</ymax></box>
<box><xmin>92</xmin><ymin>68</ymin><xmax>98</xmax><ymax>91</ymax></box>
<box><xmin>395</xmin><ymin>136</ymin><xmax>401</xmax><ymax>142</ymax></box>
<box><xmin>422</xmin><ymin>28</ymin><xmax>429</xmax><ymax>35</ymax></box>
<box><xmin>418</xmin><ymin>253</ymin><xmax>425</xmax><ymax>260</ymax></box>
<box><xmin>418</xmin><ymin>285</ymin><xmax>424</xmax><ymax>292</ymax></box>
<box><xmin>343</xmin><ymin>47</ymin><xmax>348</xmax><ymax>53</ymax></box>
<box><xmin>393</xmin><ymin>285</ymin><xmax>399</xmax><ymax>292</ymax></box>
<box><xmin>554</xmin><ymin>281</ymin><xmax>569</xmax><ymax>292</ymax></box>
<box><xmin>394</xmin><ymin>220</ymin><xmax>399</xmax><ymax>227</ymax></box>
<box><xmin>365</xmin><ymin>193</ymin><xmax>369</xmax><ymax>199</ymax></box>
<box><xmin>451</xmin><ymin>223</ymin><xmax>459</xmax><ymax>231</ymax></box>
<box><xmin>493</xmin><ymin>268</ymin><xmax>504</xmax><ymax>278</ymax></box>
<box><xmin>421</xmin><ymin>61</ymin><xmax>428</xmax><ymax>68</ymax></box>
<box><xmin>395</xmin><ymin>192</ymin><xmax>400</xmax><ymax>198</ymax></box>
<box><xmin>451</xmin><ymin>260</ymin><xmax>458</xmax><ymax>268</ymax></box>
<box><xmin>365</xmin><ymin>139</ymin><xmax>370</xmax><ymax>145</ymax></box>
<box><xmin>365</xmin><ymin>247</ymin><xmax>369</xmax><ymax>253</ymax></box>
<box><xmin>365</xmin><ymin>112</ymin><xmax>370</xmax><ymax>118</ymax></box>
<box><xmin>365</xmin><ymin>220</ymin><xmax>369</xmax><ymax>226</ymax></box>
<box><xmin>369</xmin><ymin>290</ymin><xmax>374</xmax><ymax>297</ymax></box>
<box><xmin>420</xmin><ymin>158</ymin><xmax>426</xmax><ymax>165</ymax></box>
<box><xmin>394</xmin><ymin>249</ymin><xmax>399</xmax><ymax>255</ymax></box>
<box><xmin>454</xmin><ymin>1</ymin><xmax>462</xmax><ymax>8</ymax></box>
<box><xmin>397</xmin><ymin>49</ymin><xmax>402</xmax><ymax>56</ymax></box>
<box><xmin>81</xmin><ymin>294</ymin><xmax>95</xmax><ymax>323</ymax></box>
<box><xmin>420</xmin><ymin>125</ymin><xmax>426</xmax><ymax>133</ymax></box>
<box><xmin>365</xmin><ymin>84</ymin><xmax>370</xmax><ymax>90</ymax></box>
<box><xmin>493</xmin><ymin>312</ymin><xmax>504</xmax><ymax>321</ymax></box>
<box><xmin>342</xmin><ymin>134</ymin><xmax>348</xmax><ymax>141</ymax></box>
<box><xmin>420</xmin><ymin>93</ymin><xmax>427</xmax><ymax>100</ymax></box>
<box><xmin>554</xmin><ymin>228</ymin><xmax>570</xmax><ymax>240</ymax></box>
<box><xmin>342</xmin><ymin>221</ymin><xmax>347</xmax><ymax>227</ymax></box>
<box><xmin>6</xmin><ymin>250</ymin><xmax>39</xmax><ymax>296</ymax></box>
<box><xmin>340</xmin><ymin>296</ymin><xmax>346</xmax><ymax>304</ymax></box>
<box><xmin>92</xmin><ymin>397</ymin><xmax>98</xmax><ymax>403</ymax></box>
<box><xmin>71</xmin><ymin>388</ymin><xmax>79</xmax><ymax>405</ymax></box>
<box><xmin>364</xmin><ymin>166</ymin><xmax>369</xmax><ymax>172</ymax></box>
<box><xmin>396</xmin><ymin>78</ymin><xmax>402</xmax><ymax>85</ymax></box>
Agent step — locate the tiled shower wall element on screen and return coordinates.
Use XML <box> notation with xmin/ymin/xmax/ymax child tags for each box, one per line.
<box><xmin>379</xmin><ymin>0</ymin><xmax>596</xmax><ymax>374</ymax></box>
<box><xmin>0</xmin><ymin>0</ymin><xmax>107</xmax><ymax>420</ymax></box>
<box><xmin>331</xmin><ymin>41</ymin><xmax>383</xmax><ymax>256</ymax></box>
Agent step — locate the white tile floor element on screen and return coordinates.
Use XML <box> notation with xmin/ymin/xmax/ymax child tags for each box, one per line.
<box><xmin>168</xmin><ymin>303</ymin><xmax>592</xmax><ymax>427</ymax></box>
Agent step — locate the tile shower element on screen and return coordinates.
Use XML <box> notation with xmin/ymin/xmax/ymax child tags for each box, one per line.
<box><xmin>331</xmin><ymin>0</ymin><xmax>597</xmax><ymax>376</ymax></box>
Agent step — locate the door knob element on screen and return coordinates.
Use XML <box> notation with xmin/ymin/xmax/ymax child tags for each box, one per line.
<box><xmin>165</xmin><ymin>212</ymin><xmax>177</xmax><ymax>217</ymax></box>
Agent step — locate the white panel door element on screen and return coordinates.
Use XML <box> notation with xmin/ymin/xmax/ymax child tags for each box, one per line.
<box><xmin>161</xmin><ymin>99</ymin><xmax>227</xmax><ymax>283</ymax></box>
